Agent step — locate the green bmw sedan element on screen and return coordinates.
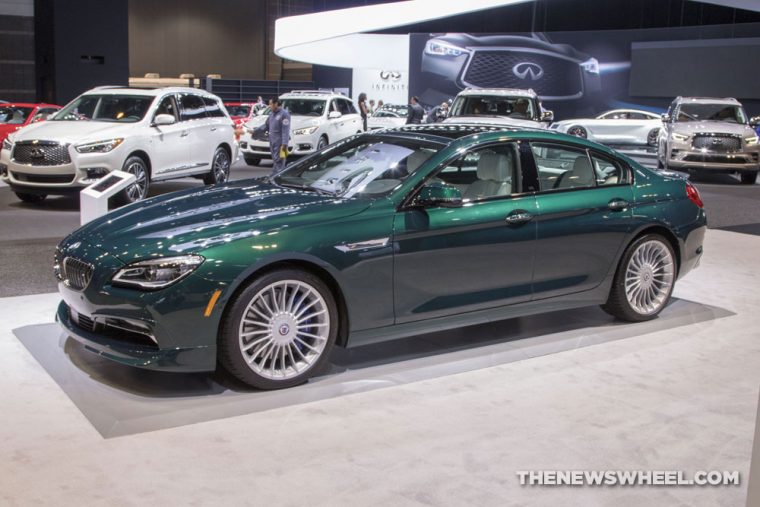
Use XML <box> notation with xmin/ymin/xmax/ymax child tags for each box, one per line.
<box><xmin>55</xmin><ymin>125</ymin><xmax>706</xmax><ymax>389</ymax></box>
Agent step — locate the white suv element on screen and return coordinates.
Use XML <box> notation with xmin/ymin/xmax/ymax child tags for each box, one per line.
<box><xmin>444</xmin><ymin>88</ymin><xmax>553</xmax><ymax>128</ymax></box>
<box><xmin>239</xmin><ymin>91</ymin><xmax>362</xmax><ymax>165</ymax></box>
<box><xmin>0</xmin><ymin>86</ymin><xmax>236</xmax><ymax>204</ymax></box>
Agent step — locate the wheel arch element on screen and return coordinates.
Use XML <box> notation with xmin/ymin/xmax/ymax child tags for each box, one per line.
<box><xmin>627</xmin><ymin>224</ymin><xmax>682</xmax><ymax>276</ymax></box>
<box><xmin>216</xmin><ymin>142</ymin><xmax>232</xmax><ymax>159</ymax></box>
<box><xmin>125</xmin><ymin>149</ymin><xmax>152</xmax><ymax>177</ymax></box>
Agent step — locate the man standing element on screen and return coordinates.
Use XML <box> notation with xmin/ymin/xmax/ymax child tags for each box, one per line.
<box><xmin>254</xmin><ymin>98</ymin><xmax>291</xmax><ymax>174</ymax></box>
<box><xmin>406</xmin><ymin>96</ymin><xmax>425</xmax><ymax>124</ymax></box>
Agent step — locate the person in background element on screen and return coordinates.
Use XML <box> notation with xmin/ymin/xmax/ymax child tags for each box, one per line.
<box><xmin>369</xmin><ymin>99</ymin><xmax>376</xmax><ymax>115</ymax></box>
<box><xmin>406</xmin><ymin>96</ymin><xmax>425</xmax><ymax>124</ymax></box>
<box><xmin>253</xmin><ymin>98</ymin><xmax>291</xmax><ymax>174</ymax></box>
<box><xmin>358</xmin><ymin>92</ymin><xmax>369</xmax><ymax>131</ymax></box>
<box><xmin>255</xmin><ymin>96</ymin><xmax>264</xmax><ymax>106</ymax></box>
<box><xmin>426</xmin><ymin>101</ymin><xmax>449</xmax><ymax>123</ymax></box>
<box><xmin>377</xmin><ymin>100</ymin><xmax>384</xmax><ymax>109</ymax></box>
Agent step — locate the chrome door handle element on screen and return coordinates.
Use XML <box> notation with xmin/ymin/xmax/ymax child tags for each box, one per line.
<box><xmin>608</xmin><ymin>198</ymin><xmax>629</xmax><ymax>211</ymax></box>
<box><xmin>505</xmin><ymin>210</ymin><xmax>533</xmax><ymax>225</ymax></box>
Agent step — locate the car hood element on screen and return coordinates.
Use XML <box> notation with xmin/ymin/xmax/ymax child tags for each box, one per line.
<box><xmin>672</xmin><ymin>121</ymin><xmax>756</xmax><ymax>137</ymax></box>
<box><xmin>244</xmin><ymin>115</ymin><xmax>321</xmax><ymax>131</ymax></box>
<box><xmin>70</xmin><ymin>180</ymin><xmax>371</xmax><ymax>262</ymax></box>
<box><xmin>11</xmin><ymin>120</ymin><xmax>136</xmax><ymax>144</ymax></box>
<box><xmin>444</xmin><ymin>116</ymin><xmax>546</xmax><ymax>129</ymax></box>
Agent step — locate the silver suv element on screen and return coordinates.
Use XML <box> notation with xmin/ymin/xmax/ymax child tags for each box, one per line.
<box><xmin>657</xmin><ymin>96</ymin><xmax>760</xmax><ymax>184</ymax></box>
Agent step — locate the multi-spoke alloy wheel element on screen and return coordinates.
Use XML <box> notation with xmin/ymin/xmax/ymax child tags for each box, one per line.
<box><xmin>117</xmin><ymin>155</ymin><xmax>151</xmax><ymax>205</ymax></box>
<box><xmin>219</xmin><ymin>269</ymin><xmax>338</xmax><ymax>389</ymax></box>
<box><xmin>602</xmin><ymin>234</ymin><xmax>676</xmax><ymax>322</ymax></box>
<box><xmin>568</xmin><ymin>125</ymin><xmax>587</xmax><ymax>138</ymax></box>
<box><xmin>204</xmin><ymin>147</ymin><xmax>230</xmax><ymax>185</ymax></box>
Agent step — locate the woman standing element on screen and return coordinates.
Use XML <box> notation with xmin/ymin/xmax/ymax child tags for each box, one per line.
<box><xmin>358</xmin><ymin>92</ymin><xmax>369</xmax><ymax>132</ymax></box>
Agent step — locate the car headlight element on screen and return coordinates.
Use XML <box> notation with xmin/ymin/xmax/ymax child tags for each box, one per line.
<box><xmin>580</xmin><ymin>57</ymin><xmax>599</xmax><ymax>75</ymax></box>
<box><xmin>292</xmin><ymin>126</ymin><xmax>318</xmax><ymax>136</ymax></box>
<box><xmin>75</xmin><ymin>138</ymin><xmax>124</xmax><ymax>154</ymax></box>
<box><xmin>2</xmin><ymin>137</ymin><xmax>12</xmax><ymax>151</ymax></box>
<box><xmin>111</xmin><ymin>255</ymin><xmax>204</xmax><ymax>290</ymax></box>
<box><xmin>425</xmin><ymin>40</ymin><xmax>467</xmax><ymax>57</ymax></box>
<box><xmin>671</xmin><ymin>132</ymin><xmax>690</xmax><ymax>142</ymax></box>
<box><xmin>744</xmin><ymin>135</ymin><xmax>759</xmax><ymax>146</ymax></box>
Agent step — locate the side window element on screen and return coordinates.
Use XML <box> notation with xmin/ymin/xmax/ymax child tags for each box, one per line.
<box><xmin>434</xmin><ymin>143</ymin><xmax>522</xmax><ymax>202</ymax></box>
<box><xmin>330</xmin><ymin>100</ymin><xmax>340</xmax><ymax>113</ymax></box>
<box><xmin>342</xmin><ymin>99</ymin><xmax>358</xmax><ymax>115</ymax></box>
<box><xmin>154</xmin><ymin>95</ymin><xmax>179</xmax><ymax>121</ymax></box>
<box><xmin>591</xmin><ymin>153</ymin><xmax>629</xmax><ymax>186</ymax></box>
<box><xmin>202</xmin><ymin>96</ymin><xmax>225</xmax><ymax>118</ymax></box>
<box><xmin>531</xmin><ymin>143</ymin><xmax>596</xmax><ymax>191</ymax></box>
<box><xmin>179</xmin><ymin>93</ymin><xmax>207</xmax><ymax>121</ymax></box>
<box><xmin>336</xmin><ymin>99</ymin><xmax>351</xmax><ymax>115</ymax></box>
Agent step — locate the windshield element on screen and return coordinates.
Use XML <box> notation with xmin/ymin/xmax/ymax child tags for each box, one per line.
<box><xmin>275</xmin><ymin>136</ymin><xmax>440</xmax><ymax>198</ymax></box>
<box><xmin>0</xmin><ymin>106</ymin><xmax>34</xmax><ymax>124</ymax></box>
<box><xmin>450</xmin><ymin>95</ymin><xmax>537</xmax><ymax>120</ymax></box>
<box><xmin>373</xmin><ymin>106</ymin><xmax>408</xmax><ymax>118</ymax></box>
<box><xmin>281</xmin><ymin>99</ymin><xmax>326</xmax><ymax>117</ymax></box>
<box><xmin>226</xmin><ymin>105</ymin><xmax>251</xmax><ymax>117</ymax></box>
<box><xmin>677</xmin><ymin>104</ymin><xmax>747</xmax><ymax>124</ymax></box>
<box><xmin>53</xmin><ymin>94</ymin><xmax>153</xmax><ymax>122</ymax></box>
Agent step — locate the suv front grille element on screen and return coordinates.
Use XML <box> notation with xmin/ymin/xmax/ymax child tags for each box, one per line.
<box><xmin>11</xmin><ymin>172</ymin><xmax>75</xmax><ymax>184</ymax></box>
<box><xmin>12</xmin><ymin>141</ymin><xmax>71</xmax><ymax>166</ymax></box>
<box><xmin>61</xmin><ymin>257</ymin><xmax>93</xmax><ymax>291</ymax></box>
<box><xmin>462</xmin><ymin>50</ymin><xmax>583</xmax><ymax>98</ymax></box>
<box><xmin>691</xmin><ymin>134</ymin><xmax>741</xmax><ymax>152</ymax></box>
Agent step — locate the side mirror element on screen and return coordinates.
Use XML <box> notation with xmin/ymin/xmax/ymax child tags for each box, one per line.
<box><xmin>541</xmin><ymin>110</ymin><xmax>554</xmax><ymax>122</ymax></box>
<box><xmin>661</xmin><ymin>113</ymin><xmax>670</xmax><ymax>123</ymax></box>
<box><xmin>153</xmin><ymin>114</ymin><xmax>176</xmax><ymax>126</ymax></box>
<box><xmin>328</xmin><ymin>111</ymin><xmax>342</xmax><ymax>120</ymax></box>
<box><xmin>417</xmin><ymin>182</ymin><xmax>463</xmax><ymax>208</ymax></box>
<box><xmin>750</xmin><ymin>116</ymin><xmax>760</xmax><ymax>128</ymax></box>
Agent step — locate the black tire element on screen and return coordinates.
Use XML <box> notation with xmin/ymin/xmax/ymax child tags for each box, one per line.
<box><xmin>657</xmin><ymin>158</ymin><xmax>665</xmax><ymax>169</ymax></box>
<box><xmin>218</xmin><ymin>268</ymin><xmax>339</xmax><ymax>390</ymax></box>
<box><xmin>244</xmin><ymin>155</ymin><xmax>261</xmax><ymax>166</ymax></box>
<box><xmin>15</xmin><ymin>192</ymin><xmax>47</xmax><ymax>204</ymax></box>
<box><xmin>317</xmin><ymin>135</ymin><xmax>328</xmax><ymax>151</ymax></box>
<box><xmin>567</xmin><ymin>125</ymin><xmax>587</xmax><ymax>138</ymax></box>
<box><xmin>203</xmin><ymin>146</ymin><xmax>231</xmax><ymax>185</ymax></box>
<box><xmin>116</xmin><ymin>155</ymin><xmax>150</xmax><ymax>205</ymax></box>
<box><xmin>601</xmin><ymin>234</ymin><xmax>676</xmax><ymax>322</ymax></box>
<box><xmin>740</xmin><ymin>171</ymin><xmax>758</xmax><ymax>185</ymax></box>
<box><xmin>647</xmin><ymin>128</ymin><xmax>659</xmax><ymax>147</ymax></box>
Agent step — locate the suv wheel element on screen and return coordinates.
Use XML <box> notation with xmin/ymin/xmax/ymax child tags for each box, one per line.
<box><xmin>741</xmin><ymin>172</ymin><xmax>758</xmax><ymax>185</ymax></box>
<box><xmin>204</xmin><ymin>147</ymin><xmax>230</xmax><ymax>185</ymax></box>
<box><xmin>117</xmin><ymin>155</ymin><xmax>150</xmax><ymax>204</ymax></box>
<box><xmin>15</xmin><ymin>192</ymin><xmax>47</xmax><ymax>204</ymax></box>
<box><xmin>317</xmin><ymin>135</ymin><xmax>328</xmax><ymax>151</ymax></box>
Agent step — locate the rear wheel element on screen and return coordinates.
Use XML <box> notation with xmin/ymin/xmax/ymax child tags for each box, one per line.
<box><xmin>740</xmin><ymin>171</ymin><xmax>758</xmax><ymax>185</ymax></box>
<box><xmin>218</xmin><ymin>269</ymin><xmax>339</xmax><ymax>390</ymax></box>
<box><xmin>15</xmin><ymin>192</ymin><xmax>47</xmax><ymax>204</ymax></box>
<box><xmin>203</xmin><ymin>146</ymin><xmax>231</xmax><ymax>185</ymax></box>
<box><xmin>602</xmin><ymin>234</ymin><xmax>676</xmax><ymax>322</ymax></box>
<box><xmin>244</xmin><ymin>155</ymin><xmax>261</xmax><ymax>166</ymax></box>
<box><xmin>567</xmin><ymin>125</ymin><xmax>587</xmax><ymax>138</ymax></box>
<box><xmin>647</xmin><ymin>128</ymin><xmax>659</xmax><ymax>147</ymax></box>
<box><xmin>116</xmin><ymin>155</ymin><xmax>150</xmax><ymax>205</ymax></box>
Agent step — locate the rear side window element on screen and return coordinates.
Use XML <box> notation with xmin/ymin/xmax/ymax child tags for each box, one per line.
<box><xmin>203</xmin><ymin>96</ymin><xmax>225</xmax><ymax>118</ymax></box>
<box><xmin>336</xmin><ymin>99</ymin><xmax>353</xmax><ymax>115</ymax></box>
<box><xmin>179</xmin><ymin>93</ymin><xmax>207</xmax><ymax>121</ymax></box>
<box><xmin>531</xmin><ymin>143</ymin><xmax>596</xmax><ymax>191</ymax></box>
<box><xmin>591</xmin><ymin>153</ymin><xmax>629</xmax><ymax>186</ymax></box>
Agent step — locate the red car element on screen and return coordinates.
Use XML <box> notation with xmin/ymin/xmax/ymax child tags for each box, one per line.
<box><xmin>0</xmin><ymin>103</ymin><xmax>61</xmax><ymax>144</ymax></box>
<box><xmin>224</xmin><ymin>102</ymin><xmax>261</xmax><ymax>128</ymax></box>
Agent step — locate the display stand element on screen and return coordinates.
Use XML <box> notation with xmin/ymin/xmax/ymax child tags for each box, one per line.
<box><xmin>79</xmin><ymin>170</ymin><xmax>136</xmax><ymax>225</ymax></box>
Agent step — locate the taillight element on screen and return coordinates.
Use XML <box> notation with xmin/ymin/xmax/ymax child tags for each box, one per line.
<box><xmin>686</xmin><ymin>182</ymin><xmax>703</xmax><ymax>208</ymax></box>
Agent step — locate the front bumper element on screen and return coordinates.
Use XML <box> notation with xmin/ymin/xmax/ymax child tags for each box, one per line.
<box><xmin>239</xmin><ymin>133</ymin><xmax>318</xmax><ymax>159</ymax></box>
<box><xmin>667</xmin><ymin>149</ymin><xmax>760</xmax><ymax>172</ymax></box>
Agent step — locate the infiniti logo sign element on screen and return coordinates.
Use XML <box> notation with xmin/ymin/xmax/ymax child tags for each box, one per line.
<box><xmin>512</xmin><ymin>62</ymin><xmax>544</xmax><ymax>81</ymax></box>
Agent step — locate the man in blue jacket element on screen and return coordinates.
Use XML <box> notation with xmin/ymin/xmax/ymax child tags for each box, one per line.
<box><xmin>254</xmin><ymin>98</ymin><xmax>291</xmax><ymax>174</ymax></box>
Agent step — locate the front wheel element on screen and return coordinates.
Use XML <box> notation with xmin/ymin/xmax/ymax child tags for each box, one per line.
<box><xmin>116</xmin><ymin>156</ymin><xmax>150</xmax><ymax>205</ymax></box>
<box><xmin>567</xmin><ymin>125</ymin><xmax>587</xmax><ymax>138</ymax></box>
<box><xmin>218</xmin><ymin>269</ymin><xmax>338</xmax><ymax>390</ymax></box>
<box><xmin>601</xmin><ymin>234</ymin><xmax>676</xmax><ymax>322</ymax></box>
<box><xmin>204</xmin><ymin>147</ymin><xmax>231</xmax><ymax>185</ymax></box>
<box><xmin>647</xmin><ymin>128</ymin><xmax>659</xmax><ymax>147</ymax></box>
<box><xmin>740</xmin><ymin>171</ymin><xmax>758</xmax><ymax>185</ymax></box>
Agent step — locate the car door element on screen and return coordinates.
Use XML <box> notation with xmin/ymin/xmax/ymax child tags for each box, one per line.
<box><xmin>393</xmin><ymin>141</ymin><xmax>538</xmax><ymax>323</ymax></box>
<box><xmin>340</xmin><ymin>98</ymin><xmax>362</xmax><ymax>135</ymax></box>
<box><xmin>327</xmin><ymin>99</ymin><xmax>345</xmax><ymax>141</ymax></box>
<box><xmin>149</xmin><ymin>93</ymin><xmax>191</xmax><ymax>178</ymax></box>
<box><xmin>177</xmin><ymin>92</ymin><xmax>211</xmax><ymax>174</ymax></box>
<box><xmin>202</xmin><ymin>95</ymin><xmax>230</xmax><ymax>159</ymax></box>
<box><xmin>528</xmin><ymin>141</ymin><xmax>634</xmax><ymax>300</ymax></box>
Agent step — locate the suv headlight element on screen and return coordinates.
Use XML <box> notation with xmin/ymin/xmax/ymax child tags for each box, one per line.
<box><xmin>425</xmin><ymin>40</ymin><xmax>467</xmax><ymax>57</ymax></box>
<box><xmin>111</xmin><ymin>255</ymin><xmax>204</xmax><ymax>290</ymax></box>
<box><xmin>580</xmin><ymin>57</ymin><xmax>599</xmax><ymax>75</ymax></box>
<box><xmin>671</xmin><ymin>132</ymin><xmax>690</xmax><ymax>142</ymax></box>
<box><xmin>2</xmin><ymin>138</ymin><xmax>12</xmax><ymax>151</ymax></box>
<box><xmin>75</xmin><ymin>138</ymin><xmax>124</xmax><ymax>154</ymax></box>
<box><xmin>292</xmin><ymin>126</ymin><xmax>318</xmax><ymax>136</ymax></box>
<box><xmin>744</xmin><ymin>135</ymin><xmax>759</xmax><ymax>146</ymax></box>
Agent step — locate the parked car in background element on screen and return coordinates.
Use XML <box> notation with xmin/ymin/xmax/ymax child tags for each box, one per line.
<box><xmin>54</xmin><ymin>124</ymin><xmax>705</xmax><ymax>390</ymax></box>
<box><xmin>224</xmin><ymin>102</ymin><xmax>266</xmax><ymax>128</ymax></box>
<box><xmin>657</xmin><ymin>96</ymin><xmax>760</xmax><ymax>184</ymax></box>
<box><xmin>239</xmin><ymin>90</ymin><xmax>362</xmax><ymax>166</ymax></box>
<box><xmin>0</xmin><ymin>102</ymin><xmax>61</xmax><ymax>144</ymax></box>
<box><xmin>443</xmin><ymin>88</ymin><xmax>553</xmax><ymax>128</ymax></box>
<box><xmin>0</xmin><ymin>86</ymin><xmax>236</xmax><ymax>204</ymax></box>
<box><xmin>367</xmin><ymin>104</ymin><xmax>409</xmax><ymax>130</ymax></box>
<box><xmin>550</xmin><ymin>109</ymin><xmax>662</xmax><ymax>146</ymax></box>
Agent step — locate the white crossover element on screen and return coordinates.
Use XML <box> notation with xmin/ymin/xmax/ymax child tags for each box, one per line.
<box><xmin>550</xmin><ymin>109</ymin><xmax>662</xmax><ymax>146</ymax></box>
<box><xmin>367</xmin><ymin>104</ymin><xmax>409</xmax><ymax>130</ymax></box>
<box><xmin>238</xmin><ymin>90</ymin><xmax>362</xmax><ymax>165</ymax></box>
<box><xmin>443</xmin><ymin>88</ymin><xmax>554</xmax><ymax>129</ymax></box>
<box><xmin>0</xmin><ymin>86</ymin><xmax>236</xmax><ymax>204</ymax></box>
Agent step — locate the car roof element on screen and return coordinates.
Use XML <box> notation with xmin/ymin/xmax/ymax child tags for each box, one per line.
<box><xmin>600</xmin><ymin>109</ymin><xmax>659</xmax><ymax>116</ymax></box>
<box><xmin>380</xmin><ymin>123</ymin><xmax>550</xmax><ymax>140</ymax></box>
<box><xmin>677</xmin><ymin>96</ymin><xmax>741</xmax><ymax>106</ymax></box>
<box><xmin>81</xmin><ymin>86</ymin><xmax>218</xmax><ymax>97</ymax></box>
<box><xmin>279</xmin><ymin>91</ymin><xmax>345</xmax><ymax>99</ymax></box>
<box><xmin>457</xmin><ymin>88</ymin><xmax>538</xmax><ymax>98</ymax></box>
